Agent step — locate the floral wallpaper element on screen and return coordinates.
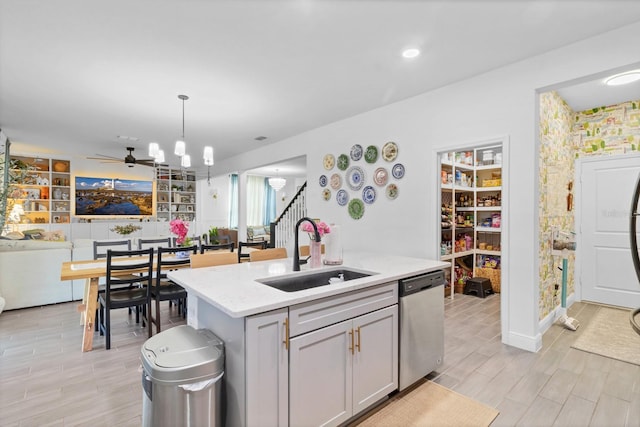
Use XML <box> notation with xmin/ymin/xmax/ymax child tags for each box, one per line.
<box><xmin>574</xmin><ymin>100</ymin><xmax>640</xmax><ymax>156</ymax></box>
<box><xmin>539</xmin><ymin>91</ymin><xmax>575</xmax><ymax>320</ymax></box>
<box><xmin>538</xmin><ymin>93</ymin><xmax>640</xmax><ymax>321</ymax></box>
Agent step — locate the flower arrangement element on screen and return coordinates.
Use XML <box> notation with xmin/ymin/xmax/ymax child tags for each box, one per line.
<box><xmin>110</xmin><ymin>223</ymin><xmax>142</xmax><ymax>236</ymax></box>
<box><xmin>170</xmin><ymin>218</ymin><xmax>191</xmax><ymax>246</ymax></box>
<box><xmin>301</xmin><ymin>220</ymin><xmax>331</xmax><ymax>240</ymax></box>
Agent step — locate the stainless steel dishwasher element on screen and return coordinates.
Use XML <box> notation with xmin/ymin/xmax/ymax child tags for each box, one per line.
<box><xmin>398</xmin><ymin>270</ymin><xmax>445</xmax><ymax>391</ymax></box>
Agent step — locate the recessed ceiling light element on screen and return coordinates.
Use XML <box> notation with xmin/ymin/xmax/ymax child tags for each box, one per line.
<box><xmin>604</xmin><ymin>70</ymin><xmax>640</xmax><ymax>86</ymax></box>
<box><xmin>402</xmin><ymin>48</ymin><xmax>420</xmax><ymax>59</ymax></box>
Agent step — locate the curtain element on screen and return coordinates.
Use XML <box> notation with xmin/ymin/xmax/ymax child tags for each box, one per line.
<box><xmin>229</xmin><ymin>174</ymin><xmax>238</xmax><ymax>228</ymax></box>
<box><xmin>246</xmin><ymin>175</ymin><xmax>266</xmax><ymax>226</ymax></box>
<box><xmin>263</xmin><ymin>179</ymin><xmax>276</xmax><ymax>226</ymax></box>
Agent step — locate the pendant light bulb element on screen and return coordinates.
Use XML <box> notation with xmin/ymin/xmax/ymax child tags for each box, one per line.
<box><xmin>174</xmin><ymin>140</ymin><xmax>186</xmax><ymax>156</ymax></box>
<box><xmin>203</xmin><ymin>146</ymin><xmax>214</xmax><ymax>166</ymax></box>
<box><xmin>148</xmin><ymin>142</ymin><xmax>160</xmax><ymax>158</ymax></box>
<box><xmin>175</xmin><ymin>94</ymin><xmax>189</xmax><ymax>157</ymax></box>
<box><xmin>181</xmin><ymin>154</ymin><xmax>191</xmax><ymax>168</ymax></box>
<box><xmin>155</xmin><ymin>149</ymin><xmax>165</xmax><ymax>163</ymax></box>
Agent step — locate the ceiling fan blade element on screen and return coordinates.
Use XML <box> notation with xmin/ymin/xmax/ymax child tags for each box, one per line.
<box><xmin>87</xmin><ymin>154</ymin><xmax>122</xmax><ymax>161</ymax></box>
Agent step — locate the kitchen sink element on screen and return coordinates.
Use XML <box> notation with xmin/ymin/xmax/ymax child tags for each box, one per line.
<box><xmin>257</xmin><ymin>268</ymin><xmax>376</xmax><ymax>292</ymax></box>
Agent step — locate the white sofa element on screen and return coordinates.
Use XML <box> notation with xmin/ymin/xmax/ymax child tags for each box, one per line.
<box><xmin>0</xmin><ymin>240</ymin><xmax>78</xmax><ymax>311</ymax></box>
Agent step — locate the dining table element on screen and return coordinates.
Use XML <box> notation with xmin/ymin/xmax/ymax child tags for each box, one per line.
<box><xmin>59</xmin><ymin>255</ymin><xmax>193</xmax><ymax>352</ymax></box>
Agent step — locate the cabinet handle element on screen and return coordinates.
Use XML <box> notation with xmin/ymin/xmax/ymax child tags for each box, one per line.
<box><xmin>355</xmin><ymin>326</ymin><xmax>361</xmax><ymax>353</ymax></box>
<box><xmin>349</xmin><ymin>329</ymin><xmax>354</xmax><ymax>355</ymax></box>
<box><xmin>283</xmin><ymin>317</ymin><xmax>289</xmax><ymax>350</ymax></box>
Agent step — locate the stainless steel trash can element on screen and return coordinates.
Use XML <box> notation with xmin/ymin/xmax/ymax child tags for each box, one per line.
<box><xmin>141</xmin><ymin>325</ymin><xmax>224</xmax><ymax>427</ymax></box>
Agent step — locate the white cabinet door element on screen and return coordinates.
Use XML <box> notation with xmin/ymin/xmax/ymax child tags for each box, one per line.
<box><xmin>352</xmin><ymin>305</ymin><xmax>398</xmax><ymax>416</ymax></box>
<box><xmin>289</xmin><ymin>320</ymin><xmax>352</xmax><ymax>427</ymax></box>
<box><xmin>246</xmin><ymin>308</ymin><xmax>289</xmax><ymax>427</ymax></box>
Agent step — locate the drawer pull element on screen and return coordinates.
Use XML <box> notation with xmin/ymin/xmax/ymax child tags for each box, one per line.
<box><xmin>283</xmin><ymin>317</ymin><xmax>289</xmax><ymax>350</ymax></box>
<box><xmin>349</xmin><ymin>329</ymin><xmax>354</xmax><ymax>355</ymax></box>
<box><xmin>355</xmin><ymin>327</ymin><xmax>361</xmax><ymax>352</ymax></box>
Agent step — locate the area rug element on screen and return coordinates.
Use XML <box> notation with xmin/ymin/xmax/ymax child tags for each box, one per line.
<box><xmin>355</xmin><ymin>380</ymin><xmax>499</xmax><ymax>427</ymax></box>
<box><xmin>572</xmin><ymin>306</ymin><xmax>640</xmax><ymax>366</ymax></box>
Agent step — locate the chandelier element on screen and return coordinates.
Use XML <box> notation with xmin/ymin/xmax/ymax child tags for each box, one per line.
<box><xmin>268</xmin><ymin>169</ymin><xmax>286</xmax><ymax>192</ymax></box>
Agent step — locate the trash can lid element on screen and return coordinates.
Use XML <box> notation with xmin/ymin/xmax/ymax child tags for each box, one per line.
<box><xmin>141</xmin><ymin>325</ymin><xmax>224</xmax><ymax>383</ymax></box>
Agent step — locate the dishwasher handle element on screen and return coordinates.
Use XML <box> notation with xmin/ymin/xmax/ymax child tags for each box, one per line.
<box><xmin>399</xmin><ymin>270</ymin><xmax>446</xmax><ymax>297</ymax></box>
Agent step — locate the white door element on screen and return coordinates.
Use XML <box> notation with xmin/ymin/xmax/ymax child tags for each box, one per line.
<box><xmin>580</xmin><ymin>155</ymin><xmax>640</xmax><ymax>308</ymax></box>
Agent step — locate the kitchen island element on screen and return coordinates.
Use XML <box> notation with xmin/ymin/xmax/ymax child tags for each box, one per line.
<box><xmin>168</xmin><ymin>252</ymin><xmax>448</xmax><ymax>427</ymax></box>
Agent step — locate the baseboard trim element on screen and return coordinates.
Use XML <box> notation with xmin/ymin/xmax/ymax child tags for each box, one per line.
<box><xmin>538</xmin><ymin>293</ymin><xmax>578</xmax><ymax>336</ymax></box>
<box><xmin>504</xmin><ymin>330</ymin><xmax>542</xmax><ymax>353</ymax></box>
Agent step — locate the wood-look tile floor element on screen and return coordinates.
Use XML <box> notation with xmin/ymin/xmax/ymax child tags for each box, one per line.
<box><xmin>1</xmin><ymin>295</ymin><xmax>638</xmax><ymax>426</ymax></box>
<box><xmin>0</xmin><ymin>302</ymin><xmax>186</xmax><ymax>426</ymax></box>
<box><xmin>432</xmin><ymin>294</ymin><xmax>640</xmax><ymax>427</ymax></box>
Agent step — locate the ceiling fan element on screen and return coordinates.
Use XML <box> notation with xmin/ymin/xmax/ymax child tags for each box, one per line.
<box><xmin>87</xmin><ymin>147</ymin><xmax>158</xmax><ymax>168</ymax></box>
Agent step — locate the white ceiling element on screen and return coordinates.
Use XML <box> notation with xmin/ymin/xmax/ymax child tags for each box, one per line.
<box><xmin>2</xmin><ymin>1</ymin><xmax>640</xmax><ymax>174</ymax></box>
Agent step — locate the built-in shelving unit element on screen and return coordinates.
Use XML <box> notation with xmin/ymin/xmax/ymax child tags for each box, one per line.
<box><xmin>6</xmin><ymin>155</ymin><xmax>71</xmax><ymax>226</ymax></box>
<box><xmin>156</xmin><ymin>166</ymin><xmax>197</xmax><ymax>222</ymax></box>
<box><xmin>439</xmin><ymin>145</ymin><xmax>502</xmax><ymax>298</ymax></box>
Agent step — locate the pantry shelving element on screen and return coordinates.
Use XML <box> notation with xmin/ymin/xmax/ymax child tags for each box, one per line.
<box><xmin>439</xmin><ymin>144</ymin><xmax>502</xmax><ymax>298</ymax></box>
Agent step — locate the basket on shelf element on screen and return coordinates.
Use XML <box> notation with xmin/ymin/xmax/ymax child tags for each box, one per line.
<box><xmin>475</xmin><ymin>267</ymin><xmax>501</xmax><ymax>293</ymax></box>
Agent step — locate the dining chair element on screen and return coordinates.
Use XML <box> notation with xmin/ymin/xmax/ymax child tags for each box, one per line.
<box><xmin>93</xmin><ymin>239</ymin><xmax>131</xmax><ymax>259</ymax></box>
<box><xmin>138</xmin><ymin>237</ymin><xmax>172</xmax><ymax>250</ymax></box>
<box><xmin>150</xmin><ymin>245</ymin><xmax>197</xmax><ymax>334</ymax></box>
<box><xmin>190</xmin><ymin>252</ymin><xmax>238</xmax><ymax>268</ymax></box>
<box><xmin>249</xmin><ymin>247</ymin><xmax>288</xmax><ymax>262</ymax></box>
<box><xmin>200</xmin><ymin>242</ymin><xmax>235</xmax><ymax>254</ymax></box>
<box><xmin>238</xmin><ymin>240</ymin><xmax>268</xmax><ymax>263</ymax></box>
<box><xmin>97</xmin><ymin>248</ymin><xmax>153</xmax><ymax>350</ymax></box>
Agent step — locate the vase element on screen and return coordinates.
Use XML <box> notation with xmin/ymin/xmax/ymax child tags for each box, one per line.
<box><xmin>309</xmin><ymin>240</ymin><xmax>322</xmax><ymax>269</ymax></box>
<box><xmin>323</xmin><ymin>224</ymin><xmax>343</xmax><ymax>265</ymax></box>
<box><xmin>176</xmin><ymin>251</ymin><xmax>190</xmax><ymax>259</ymax></box>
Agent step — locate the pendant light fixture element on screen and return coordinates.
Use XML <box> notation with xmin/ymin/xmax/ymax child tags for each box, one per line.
<box><xmin>268</xmin><ymin>169</ymin><xmax>286</xmax><ymax>192</ymax></box>
<box><xmin>203</xmin><ymin>146</ymin><xmax>214</xmax><ymax>184</ymax></box>
<box><xmin>155</xmin><ymin>149</ymin><xmax>165</xmax><ymax>163</ymax></box>
<box><xmin>148</xmin><ymin>142</ymin><xmax>160</xmax><ymax>158</ymax></box>
<box><xmin>175</xmin><ymin>94</ymin><xmax>188</xmax><ymax>157</ymax></box>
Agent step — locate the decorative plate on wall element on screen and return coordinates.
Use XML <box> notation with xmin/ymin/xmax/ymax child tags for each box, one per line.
<box><xmin>345</xmin><ymin>166</ymin><xmax>365</xmax><ymax>191</ymax></box>
<box><xmin>362</xmin><ymin>186</ymin><xmax>376</xmax><ymax>204</ymax></box>
<box><xmin>348</xmin><ymin>198</ymin><xmax>365</xmax><ymax>220</ymax></box>
<box><xmin>392</xmin><ymin>163</ymin><xmax>405</xmax><ymax>179</ymax></box>
<box><xmin>337</xmin><ymin>154</ymin><xmax>350</xmax><ymax>171</ymax></box>
<box><xmin>386</xmin><ymin>183</ymin><xmax>398</xmax><ymax>200</ymax></box>
<box><xmin>373</xmin><ymin>167</ymin><xmax>388</xmax><ymax>187</ymax></box>
<box><xmin>322</xmin><ymin>189</ymin><xmax>331</xmax><ymax>201</ymax></box>
<box><xmin>319</xmin><ymin>175</ymin><xmax>328</xmax><ymax>187</ymax></box>
<box><xmin>382</xmin><ymin>141</ymin><xmax>398</xmax><ymax>162</ymax></box>
<box><xmin>350</xmin><ymin>144</ymin><xmax>363</xmax><ymax>161</ymax></box>
<box><xmin>330</xmin><ymin>173</ymin><xmax>342</xmax><ymax>190</ymax></box>
<box><xmin>323</xmin><ymin>154</ymin><xmax>335</xmax><ymax>170</ymax></box>
<box><xmin>364</xmin><ymin>145</ymin><xmax>378</xmax><ymax>163</ymax></box>
<box><xmin>336</xmin><ymin>189</ymin><xmax>349</xmax><ymax>206</ymax></box>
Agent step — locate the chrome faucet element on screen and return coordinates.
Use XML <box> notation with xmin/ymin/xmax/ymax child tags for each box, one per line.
<box><xmin>293</xmin><ymin>217</ymin><xmax>321</xmax><ymax>271</ymax></box>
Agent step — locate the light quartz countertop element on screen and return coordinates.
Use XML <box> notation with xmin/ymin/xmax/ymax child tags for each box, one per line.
<box><xmin>167</xmin><ymin>252</ymin><xmax>449</xmax><ymax>318</ymax></box>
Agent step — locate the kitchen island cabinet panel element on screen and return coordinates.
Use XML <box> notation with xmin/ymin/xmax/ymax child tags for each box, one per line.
<box><xmin>246</xmin><ymin>308</ymin><xmax>288</xmax><ymax>427</ymax></box>
<box><xmin>290</xmin><ymin>320</ymin><xmax>352</xmax><ymax>427</ymax></box>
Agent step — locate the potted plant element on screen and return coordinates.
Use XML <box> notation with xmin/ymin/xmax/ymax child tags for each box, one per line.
<box><xmin>208</xmin><ymin>226</ymin><xmax>219</xmax><ymax>244</ymax></box>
